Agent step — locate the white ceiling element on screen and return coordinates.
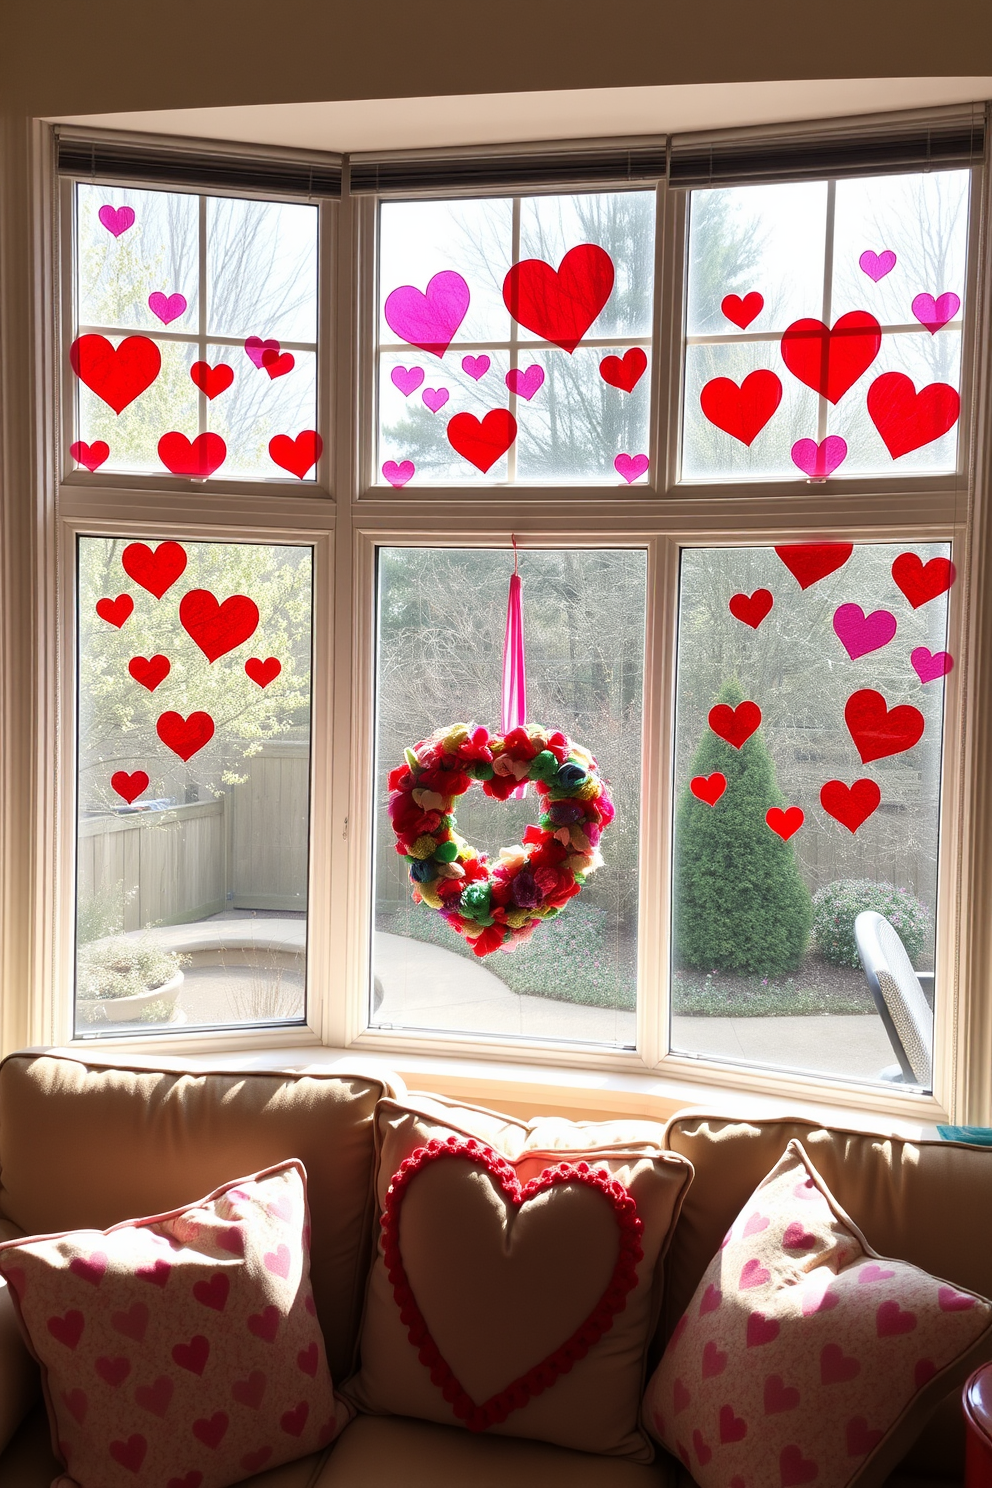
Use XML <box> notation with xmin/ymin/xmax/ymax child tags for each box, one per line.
<box><xmin>49</xmin><ymin>77</ymin><xmax>992</xmax><ymax>156</ymax></box>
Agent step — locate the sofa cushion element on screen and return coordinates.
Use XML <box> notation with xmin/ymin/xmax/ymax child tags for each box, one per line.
<box><xmin>0</xmin><ymin>1053</ymin><xmax>396</xmax><ymax>1383</ymax></box>
<box><xmin>343</xmin><ymin>1094</ymin><xmax>691</xmax><ymax>1461</ymax></box>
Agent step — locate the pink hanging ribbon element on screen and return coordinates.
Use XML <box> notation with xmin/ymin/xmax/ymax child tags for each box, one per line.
<box><xmin>502</xmin><ymin>537</ymin><xmax>527</xmax><ymax>799</ymax></box>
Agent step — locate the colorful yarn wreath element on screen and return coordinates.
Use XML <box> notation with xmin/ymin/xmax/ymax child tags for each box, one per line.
<box><xmin>387</xmin><ymin>723</ymin><xmax>614</xmax><ymax>958</ymax></box>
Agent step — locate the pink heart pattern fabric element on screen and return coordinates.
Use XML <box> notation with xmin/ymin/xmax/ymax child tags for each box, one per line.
<box><xmin>644</xmin><ymin>1141</ymin><xmax>992</xmax><ymax>1488</ymax></box>
<box><xmin>0</xmin><ymin>1161</ymin><xmax>351</xmax><ymax>1488</ymax></box>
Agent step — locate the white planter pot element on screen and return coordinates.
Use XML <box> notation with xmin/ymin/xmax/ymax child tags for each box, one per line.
<box><xmin>85</xmin><ymin>968</ymin><xmax>184</xmax><ymax>1024</ymax></box>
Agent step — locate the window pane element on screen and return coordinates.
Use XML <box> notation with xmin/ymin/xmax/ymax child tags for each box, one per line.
<box><xmin>671</xmin><ymin>541</ymin><xmax>950</xmax><ymax>1090</ymax></box>
<box><xmin>72</xmin><ymin>184</ymin><xmax>320</xmax><ymax>482</ymax></box>
<box><xmin>681</xmin><ymin>170</ymin><xmax>970</xmax><ymax>483</ymax></box>
<box><xmin>372</xmin><ymin>547</ymin><xmax>645</xmax><ymax>1046</ymax></box>
<box><xmin>376</xmin><ymin>192</ymin><xmax>654</xmax><ymax>487</ymax></box>
<box><xmin>75</xmin><ymin>536</ymin><xmax>313</xmax><ymax>1036</ymax></box>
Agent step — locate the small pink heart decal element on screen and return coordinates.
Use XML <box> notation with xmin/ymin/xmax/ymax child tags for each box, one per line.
<box><xmin>193</xmin><ymin>1272</ymin><xmax>230</xmax><ymax>1311</ymax></box>
<box><xmin>422</xmin><ymin>386</ymin><xmax>449</xmax><ymax>413</ymax></box>
<box><xmin>615</xmin><ymin>452</ymin><xmax>649</xmax><ymax>484</ymax></box>
<box><xmin>247</xmin><ymin>1305</ymin><xmax>280</xmax><ymax>1342</ymax></box>
<box><xmin>877</xmin><ymin>1299</ymin><xmax>917</xmax><ymax>1336</ymax></box>
<box><xmin>70</xmin><ymin>1251</ymin><xmax>107</xmax><ymax>1285</ymax></box>
<box><xmin>860</xmin><ymin>249</ymin><xmax>897</xmax><ymax>282</ymax></box>
<box><xmin>96</xmin><ymin>1354</ymin><xmax>131</xmax><ymax>1387</ymax></box>
<box><xmin>192</xmin><ymin>1411</ymin><xmax>229</xmax><ymax>1449</ymax></box>
<box><xmin>743</xmin><ymin>1212</ymin><xmax>770</xmax><ymax>1237</ymax></box>
<box><xmin>739</xmin><ymin>1258</ymin><xmax>771</xmax><ymax>1289</ymax></box>
<box><xmin>782</xmin><ymin>1222</ymin><xmax>817</xmax><ymax>1251</ymax></box>
<box><xmin>833</xmin><ymin>603</ymin><xmax>897</xmax><ymax>660</ymax></box>
<box><xmin>99</xmin><ymin>205</ymin><xmax>135</xmax><ymax>237</ymax></box>
<box><xmin>264</xmin><ymin>1243</ymin><xmax>291</xmax><ymax>1278</ymax></box>
<box><xmin>70</xmin><ymin>439</ymin><xmax>110</xmax><ymax>471</ymax></box>
<box><xmin>382</xmin><ymin>459</ymin><xmax>415</xmax><ymax>487</ymax></box>
<box><xmin>791</xmin><ymin>435</ymin><xmax>847</xmax><ymax>479</ymax></box>
<box><xmin>135</xmin><ymin>1375</ymin><xmax>173</xmax><ymax>1417</ymax></box>
<box><xmin>297</xmin><ymin>1341</ymin><xmax>319</xmax><ymax>1375</ymax></box>
<box><xmin>240</xmin><ymin>1447</ymin><xmax>273</xmax><ymax>1474</ymax></box>
<box><xmin>912</xmin><ymin>291</ymin><xmax>960</xmax><ymax>334</ymax></box>
<box><xmin>245</xmin><ymin>336</ymin><xmax>279</xmax><ymax>368</ymax></box>
<box><xmin>148</xmin><ymin>291</ymin><xmax>187</xmax><ymax>325</ymax></box>
<box><xmin>746</xmin><ymin>1310</ymin><xmax>779</xmax><ymax>1347</ymax></box>
<box><xmin>938</xmin><ymin>1285</ymin><xmax>975</xmax><ymax>1311</ymax></box>
<box><xmin>391</xmin><ymin>365</ymin><xmax>424</xmax><ymax>397</ymax></box>
<box><xmin>112</xmin><ymin>1302</ymin><xmax>149</xmax><ymax>1341</ymax></box>
<box><xmin>462</xmin><ymin>354</ymin><xmax>490</xmax><ymax>380</ymax></box>
<box><xmin>859</xmin><ymin>1263</ymin><xmax>895</xmax><ymax>1284</ymax></box>
<box><xmin>506</xmin><ymin>364</ymin><xmax>545</xmax><ymax>400</ymax></box>
<box><xmin>281</xmin><ymin>1400</ymin><xmax>310</xmax><ymax>1437</ymax></box>
<box><xmin>109</xmin><ymin>1434</ymin><xmax>147</xmax><ymax>1473</ymax></box>
<box><xmin>136</xmin><ymin>1258</ymin><xmax>171</xmax><ymax>1287</ymax></box>
<box><xmin>821</xmin><ymin>1342</ymin><xmax>860</xmax><ymax>1383</ymax></box>
<box><xmin>699</xmin><ymin>1283</ymin><xmax>722</xmax><ymax>1315</ymax></box>
<box><xmin>702</xmin><ymin>1339</ymin><xmax>728</xmax><ymax>1378</ymax></box>
<box><xmin>62</xmin><ymin>1387</ymin><xmax>88</xmax><ymax>1423</ymax></box>
<box><xmin>912</xmin><ymin>647</ymin><xmax>953</xmax><ymax>684</ymax></box>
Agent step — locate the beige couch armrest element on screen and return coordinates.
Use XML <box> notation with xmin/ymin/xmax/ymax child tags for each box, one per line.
<box><xmin>0</xmin><ymin>1279</ymin><xmax>40</xmax><ymax>1457</ymax></box>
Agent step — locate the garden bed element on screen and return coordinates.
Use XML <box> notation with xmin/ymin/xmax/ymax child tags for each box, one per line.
<box><xmin>671</xmin><ymin>953</ymin><xmax>875</xmax><ymax>1016</ymax></box>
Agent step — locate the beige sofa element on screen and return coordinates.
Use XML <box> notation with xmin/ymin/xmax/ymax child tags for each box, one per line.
<box><xmin>0</xmin><ymin>1050</ymin><xmax>988</xmax><ymax>1486</ymax></box>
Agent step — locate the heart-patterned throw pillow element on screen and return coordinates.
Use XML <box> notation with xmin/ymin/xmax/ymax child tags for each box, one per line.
<box><xmin>387</xmin><ymin>723</ymin><xmax>614</xmax><ymax>957</ymax></box>
<box><xmin>0</xmin><ymin>1161</ymin><xmax>352</xmax><ymax>1488</ymax></box>
<box><xmin>643</xmin><ymin>1140</ymin><xmax>992</xmax><ymax>1488</ymax></box>
<box><xmin>342</xmin><ymin>1095</ymin><xmax>693</xmax><ymax>1461</ymax></box>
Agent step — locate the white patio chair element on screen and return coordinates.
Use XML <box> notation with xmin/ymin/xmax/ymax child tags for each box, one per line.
<box><xmin>854</xmin><ymin>910</ymin><xmax>933</xmax><ymax>1088</ymax></box>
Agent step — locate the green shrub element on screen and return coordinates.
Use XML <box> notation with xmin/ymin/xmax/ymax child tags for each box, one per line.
<box><xmin>673</xmin><ymin>678</ymin><xmax>812</xmax><ymax>975</ymax></box>
<box><xmin>811</xmin><ymin>880</ymin><xmax>932</xmax><ymax>968</ymax></box>
<box><xmin>77</xmin><ymin>938</ymin><xmax>185</xmax><ymax>1002</ymax></box>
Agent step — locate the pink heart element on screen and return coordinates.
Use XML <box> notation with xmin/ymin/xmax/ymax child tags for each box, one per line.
<box><xmin>782</xmin><ymin>1222</ymin><xmax>817</xmax><ymax>1251</ymax></box>
<box><xmin>791</xmin><ymin>435</ymin><xmax>847</xmax><ymax>478</ymax></box>
<box><xmin>739</xmin><ymin>1258</ymin><xmax>771</xmax><ymax>1290</ymax></box>
<box><xmin>264</xmin><ymin>1243</ymin><xmax>291</xmax><ymax>1278</ymax></box>
<box><xmin>384</xmin><ymin>271</ymin><xmax>470</xmax><ymax>357</ymax></box>
<box><xmin>702</xmin><ymin>1340</ymin><xmax>728</xmax><ymax>1378</ymax></box>
<box><xmin>193</xmin><ymin>1272</ymin><xmax>230</xmax><ymax>1311</ymax></box>
<box><xmin>390</xmin><ymin>365</ymin><xmax>424</xmax><ymax>397</ymax></box>
<box><xmin>833</xmin><ymin>603</ymin><xmax>897</xmax><ymax>660</ymax></box>
<box><xmin>821</xmin><ymin>1342</ymin><xmax>860</xmax><ymax>1383</ymax></box>
<box><xmin>96</xmin><ymin>1355</ymin><xmax>131</xmax><ymax>1387</ymax></box>
<box><xmin>615</xmin><ymin>452</ymin><xmax>649</xmax><ymax>484</ymax></box>
<box><xmin>382</xmin><ymin>459</ymin><xmax>414</xmax><ymax>487</ymax></box>
<box><xmin>216</xmin><ymin>1226</ymin><xmax>244</xmax><ymax>1256</ymax></box>
<box><xmin>674</xmin><ymin>1377</ymin><xmax>691</xmax><ymax>1411</ymax></box>
<box><xmin>172</xmin><ymin>1334</ymin><xmax>210</xmax><ymax>1375</ymax></box>
<box><xmin>794</xmin><ymin>1177</ymin><xmax>818</xmax><ymax>1200</ymax></box>
<box><xmin>912</xmin><ymin>291</ymin><xmax>960</xmax><ymax>334</ymax></box>
<box><xmin>743</xmin><ymin>1212</ymin><xmax>770</xmax><ymax>1237</ymax></box>
<box><xmin>135</xmin><ymin>1375</ymin><xmax>173</xmax><ymax>1417</ymax></box>
<box><xmin>247</xmin><ymin>1305</ymin><xmax>280</xmax><ymax>1342</ymax></box>
<box><xmin>860</xmin><ymin>249</ymin><xmax>897</xmax><ymax>282</ymax></box>
<box><xmin>135</xmin><ymin>1259</ymin><xmax>171</xmax><ymax>1287</ymax></box>
<box><xmin>245</xmin><ymin>336</ymin><xmax>279</xmax><ymax>369</ymax></box>
<box><xmin>233</xmin><ymin>1370</ymin><xmax>267</xmax><ymax>1408</ymax></box>
<box><xmin>148</xmin><ymin>292</ymin><xmax>187</xmax><ymax>325</ymax></box>
<box><xmin>877</xmin><ymin>1299</ymin><xmax>917</xmax><ymax>1335</ymax></box>
<box><xmin>281</xmin><ymin>1401</ymin><xmax>310</xmax><ymax>1437</ymax></box>
<box><xmin>99</xmin><ymin>205</ymin><xmax>136</xmax><ymax>238</ymax></box>
<box><xmin>746</xmin><ymin>1310</ymin><xmax>779</xmax><ymax>1346</ymax></box>
<box><xmin>859</xmin><ymin>1263</ymin><xmax>895</xmax><ymax>1284</ymax></box>
<box><xmin>462</xmin><ymin>354</ymin><xmax>490</xmax><ymax>380</ymax></box>
<box><xmin>298</xmin><ymin>1342</ymin><xmax>319</xmax><ymax>1376</ymax></box>
<box><xmin>422</xmin><ymin>386</ymin><xmax>450</xmax><ymax>413</ymax></box>
<box><xmin>699</xmin><ymin>1284</ymin><xmax>722</xmax><ymax>1315</ymax></box>
<box><xmin>506</xmin><ymin>364</ymin><xmax>545</xmax><ymax>400</ymax></box>
<box><xmin>268</xmin><ymin>1195</ymin><xmax>294</xmax><ymax>1223</ymax></box>
<box><xmin>112</xmin><ymin>1302</ymin><xmax>149</xmax><ymax>1341</ymax></box>
<box><xmin>110</xmin><ymin>1434</ymin><xmax>147</xmax><ymax>1473</ymax></box>
<box><xmin>192</xmin><ymin>1411</ymin><xmax>228</xmax><ymax>1449</ymax></box>
<box><xmin>912</xmin><ymin>646</ymin><xmax>953</xmax><ymax>684</ymax></box>
<box><xmin>70</xmin><ymin>1251</ymin><xmax>108</xmax><ymax>1285</ymax></box>
<box><xmin>801</xmin><ymin>1281</ymin><xmax>839</xmax><ymax>1316</ymax></box>
<box><xmin>938</xmin><ymin>1285</ymin><xmax>975</xmax><ymax>1311</ymax></box>
<box><xmin>62</xmin><ymin>1387</ymin><xmax>88</xmax><ymax>1423</ymax></box>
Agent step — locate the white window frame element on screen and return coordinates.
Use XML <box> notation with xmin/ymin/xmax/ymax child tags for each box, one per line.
<box><xmin>2</xmin><ymin>109</ymin><xmax>991</xmax><ymax>1129</ymax></box>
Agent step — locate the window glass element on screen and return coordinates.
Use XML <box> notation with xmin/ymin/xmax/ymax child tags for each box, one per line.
<box><xmin>75</xmin><ymin>536</ymin><xmax>313</xmax><ymax>1036</ymax></box>
<box><xmin>371</xmin><ymin>547</ymin><xmax>646</xmax><ymax>1045</ymax></box>
<box><xmin>71</xmin><ymin>184</ymin><xmax>320</xmax><ymax>482</ymax></box>
<box><xmin>672</xmin><ymin>540</ymin><xmax>951</xmax><ymax>1088</ymax></box>
<box><xmin>681</xmin><ymin>170</ymin><xmax>970</xmax><ymax>481</ymax></box>
<box><xmin>376</xmin><ymin>191</ymin><xmax>655</xmax><ymax>486</ymax></box>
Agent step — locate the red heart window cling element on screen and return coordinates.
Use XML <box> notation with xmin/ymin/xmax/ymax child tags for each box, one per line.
<box><xmin>381</xmin><ymin>1136</ymin><xmax>643</xmax><ymax>1433</ymax></box>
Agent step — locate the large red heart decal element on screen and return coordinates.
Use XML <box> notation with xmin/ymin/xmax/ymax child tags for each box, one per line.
<box><xmin>700</xmin><ymin>371</ymin><xmax>782</xmax><ymax>446</ymax></box>
<box><xmin>158</xmin><ymin>432</ymin><xmax>227</xmax><ymax>479</ymax></box>
<box><xmin>891</xmin><ymin>552</ymin><xmax>956</xmax><ymax>608</ymax></box>
<box><xmin>69</xmin><ymin>334</ymin><xmax>161</xmax><ymax>414</ymax></box>
<box><xmin>446</xmin><ymin>410</ymin><xmax>517</xmax><ymax>473</ymax></box>
<box><xmin>122</xmin><ymin>540</ymin><xmax>187</xmax><ymax>599</ymax></box>
<box><xmin>269</xmin><ymin>430</ymin><xmax>322</xmax><ymax>479</ymax></box>
<box><xmin>381</xmin><ymin>1136</ymin><xmax>642</xmax><ymax>1432</ymax></box>
<box><xmin>867</xmin><ymin>372</ymin><xmax>960</xmax><ymax>459</ymax></box>
<box><xmin>820</xmin><ymin>778</ymin><xmax>881</xmax><ymax>833</ymax></box>
<box><xmin>845</xmin><ymin>689</ymin><xmax>924</xmax><ymax>764</ymax></box>
<box><xmin>156</xmin><ymin>711</ymin><xmax>215</xmax><ymax>761</ymax></box>
<box><xmin>780</xmin><ymin>312</ymin><xmax>881</xmax><ymax>403</ymax></box>
<box><xmin>775</xmin><ymin>542</ymin><xmax>853</xmax><ymax>589</ymax></box>
<box><xmin>179</xmin><ymin>590</ymin><xmax>260</xmax><ymax>662</ymax></box>
<box><xmin>503</xmin><ymin>244</ymin><xmax>615</xmax><ymax>354</ymax></box>
<box><xmin>708</xmin><ymin>701</ymin><xmax>761</xmax><ymax>749</ymax></box>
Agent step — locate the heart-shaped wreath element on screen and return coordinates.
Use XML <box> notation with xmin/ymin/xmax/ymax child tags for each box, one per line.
<box><xmin>387</xmin><ymin>723</ymin><xmax>614</xmax><ymax>958</ymax></box>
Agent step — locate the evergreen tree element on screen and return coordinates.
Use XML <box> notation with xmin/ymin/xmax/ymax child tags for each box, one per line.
<box><xmin>673</xmin><ymin>677</ymin><xmax>812</xmax><ymax>974</ymax></box>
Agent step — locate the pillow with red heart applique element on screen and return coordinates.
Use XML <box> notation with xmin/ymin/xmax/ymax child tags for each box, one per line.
<box><xmin>643</xmin><ymin>1139</ymin><xmax>992</xmax><ymax>1488</ymax></box>
<box><xmin>0</xmin><ymin>1160</ymin><xmax>352</xmax><ymax>1488</ymax></box>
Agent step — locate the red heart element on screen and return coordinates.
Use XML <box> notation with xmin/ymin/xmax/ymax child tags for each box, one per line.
<box><xmin>96</xmin><ymin>1355</ymin><xmax>131</xmax><ymax>1387</ymax></box>
<box><xmin>156</xmin><ymin>711</ymin><xmax>215</xmax><ymax>762</ymax></box>
<box><xmin>232</xmin><ymin>1371</ymin><xmax>267</xmax><ymax>1408</ymax></box>
<box><xmin>128</xmin><ymin>655</ymin><xmax>170</xmax><ymax>692</ymax></box>
<box><xmin>820</xmin><ymin>1342</ymin><xmax>860</xmax><ymax>1383</ymax></box>
<box><xmin>122</xmin><ymin>540</ymin><xmax>187</xmax><ymax>598</ymax></box>
<box><xmin>847</xmin><ymin>1416</ymin><xmax>884</xmax><ymax>1457</ymax></box>
<box><xmin>845</xmin><ymin>689</ymin><xmax>924</xmax><ymax>764</ymax></box>
<box><xmin>109</xmin><ymin>1434</ymin><xmax>147</xmax><ymax>1473</ymax></box>
<box><xmin>709</xmin><ymin>701</ymin><xmax>761</xmax><ymax>749</ymax></box>
<box><xmin>739</xmin><ymin>1258</ymin><xmax>770</xmax><ymax>1289</ymax></box>
<box><xmin>247</xmin><ymin>1305</ymin><xmax>280</xmax><ymax>1342</ymax></box>
<box><xmin>782</xmin><ymin>1222</ymin><xmax>817</xmax><ymax>1250</ymax></box>
<box><xmin>262</xmin><ymin>348</ymin><xmax>295</xmax><ymax>379</ymax></box>
<box><xmin>719</xmin><ymin>1404</ymin><xmax>747</xmax><ymax>1443</ymax></box>
<box><xmin>48</xmin><ymin>1309</ymin><xmax>84</xmax><ymax>1349</ymax></box>
<box><xmin>135</xmin><ymin>1375</ymin><xmax>173</xmax><ymax>1417</ymax></box>
<box><xmin>269</xmin><ymin>429</ymin><xmax>322</xmax><ymax>479</ymax></box>
<box><xmin>111</xmin><ymin>770</ymin><xmax>149</xmax><ymax>805</ymax></box>
<box><xmin>297</xmin><ymin>1342</ymin><xmax>319</xmax><ymax>1376</ymax></box>
<box><xmin>599</xmin><ymin>347</ymin><xmax>647</xmax><ymax>392</ymax></box>
<box><xmin>69</xmin><ymin>334</ymin><xmax>161</xmax><ymax>414</ymax></box>
<box><xmin>780</xmin><ymin>311</ymin><xmax>881</xmax><ymax>402</ymax></box>
<box><xmin>240</xmin><ymin>1448</ymin><xmax>273</xmax><ymax>1474</ymax></box>
<box><xmin>61</xmin><ymin>1388</ymin><xmax>88</xmax><ymax>1423</ymax></box>
<box><xmin>690</xmin><ymin>772</ymin><xmax>726</xmax><ymax>807</ymax></box>
<box><xmin>746</xmin><ymin>1311</ymin><xmax>779</xmax><ymax>1347</ymax></box>
<box><xmin>192</xmin><ymin>1272</ymin><xmax>229</xmax><ymax>1311</ymax></box>
<box><xmin>264</xmin><ymin>1243</ymin><xmax>291</xmax><ymax>1278</ymax></box>
<box><xmin>69</xmin><ymin>1252</ymin><xmax>107</xmax><ymax>1285</ymax></box>
<box><xmin>702</xmin><ymin>1339</ymin><xmax>728</xmax><ymax>1377</ymax></box>
<box><xmin>281</xmin><ymin>1401</ymin><xmax>310</xmax><ymax>1437</ymax></box>
<box><xmin>766</xmin><ymin>806</ymin><xmax>803</xmax><ymax>841</ymax></box>
<box><xmin>135</xmin><ymin>1259</ymin><xmax>171</xmax><ymax>1287</ymax></box>
<box><xmin>446</xmin><ymin>409</ymin><xmax>517</xmax><ymax>473</ymax></box>
<box><xmin>775</xmin><ymin>542</ymin><xmax>853</xmax><ymax>588</ymax></box>
<box><xmin>158</xmin><ymin>431</ymin><xmax>227</xmax><ymax>478</ymax></box>
<box><xmin>96</xmin><ymin>595</ymin><xmax>133</xmax><ymax>628</ymax></box>
<box><xmin>193</xmin><ymin>1412</ymin><xmax>229</xmax><ymax>1449</ymax></box>
<box><xmin>172</xmin><ymin>1334</ymin><xmax>210</xmax><ymax>1375</ymax></box>
<box><xmin>503</xmin><ymin>244</ymin><xmax>614</xmax><ymax>353</ymax></box>
<box><xmin>245</xmin><ymin>657</ymin><xmax>281</xmax><ymax>688</ymax></box>
<box><xmin>722</xmin><ymin>292</ymin><xmax>763</xmax><ymax>329</ymax></box>
<box><xmin>867</xmin><ymin>372</ymin><xmax>960</xmax><ymax>458</ymax></box>
<box><xmin>729</xmin><ymin>589</ymin><xmax>773</xmax><ymax>628</ymax></box>
<box><xmin>820</xmin><ymin>778</ymin><xmax>881</xmax><ymax>833</ymax></box>
<box><xmin>892</xmin><ymin>552</ymin><xmax>956</xmax><ymax>608</ymax></box>
<box><xmin>700</xmin><ymin>370</ymin><xmax>782</xmax><ymax>445</ymax></box>
<box><xmin>70</xmin><ymin>440</ymin><xmax>110</xmax><ymax>471</ymax></box>
<box><xmin>381</xmin><ymin>1136</ymin><xmax>642</xmax><ymax>1432</ymax></box>
<box><xmin>764</xmin><ymin>1374</ymin><xmax>800</xmax><ymax>1413</ymax></box>
<box><xmin>780</xmin><ymin>1444</ymin><xmax>818</xmax><ymax>1486</ymax></box>
<box><xmin>179</xmin><ymin>589</ymin><xmax>259</xmax><ymax>662</ymax></box>
<box><xmin>190</xmin><ymin>361</ymin><xmax>234</xmax><ymax>399</ymax></box>
<box><xmin>693</xmin><ymin>1429</ymin><xmax>713</xmax><ymax>1467</ymax></box>
<box><xmin>217</xmin><ymin>1225</ymin><xmax>245</xmax><ymax>1256</ymax></box>
<box><xmin>877</xmin><ymin>1299</ymin><xmax>917</xmax><ymax>1336</ymax></box>
<box><xmin>700</xmin><ymin>1283</ymin><xmax>722</xmax><ymax>1314</ymax></box>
